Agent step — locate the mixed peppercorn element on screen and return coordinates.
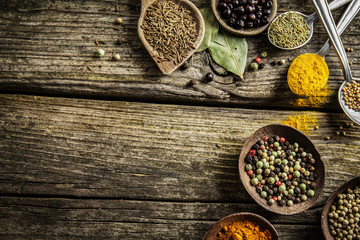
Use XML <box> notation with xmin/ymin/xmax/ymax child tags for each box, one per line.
<box><xmin>245</xmin><ymin>135</ymin><xmax>318</xmax><ymax>206</ymax></box>
<box><xmin>328</xmin><ymin>186</ymin><xmax>360</xmax><ymax>239</ymax></box>
<box><xmin>217</xmin><ymin>0</ymin><xmax>273</xmax><ymax>29</ymax></box>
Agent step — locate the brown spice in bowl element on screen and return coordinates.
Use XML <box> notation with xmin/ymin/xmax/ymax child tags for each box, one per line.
<box><xmin>140</xmin><ymin>0</ymin><xmax>197</xmax><ymax>64</ymax></box>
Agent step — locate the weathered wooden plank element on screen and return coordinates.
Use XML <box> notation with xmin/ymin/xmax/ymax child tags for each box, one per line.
<box><xmin>0</xmin><ymin>197</ymin><xmax>323</xmax><ymax>239</ymax></box>
<box><xmin>0</xmin><ymin>94</ymin><xmax>359</xmax><ymax>204</ymax></box>
<box><xmin>0</xmin><ymin>0</ymin><xmax>359</xmax><ymax>108</ymax></box>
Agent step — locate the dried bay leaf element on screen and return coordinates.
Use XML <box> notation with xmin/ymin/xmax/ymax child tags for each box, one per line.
<box><xmin>196</xmin><ymin>8</ymin><xmax>219</xmax><ymax>52</ymax></box>
<box><xmin>208</xmin><ymin>29</ymin><xmax>247</xmax><ymax>79</ymax></box>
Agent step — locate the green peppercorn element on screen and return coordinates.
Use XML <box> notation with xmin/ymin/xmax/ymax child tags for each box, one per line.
<box><xmin>287</xmin><ymin>200</ymin><xmax>294</xmax><ymax>206</ymax></box>
<box><xmin>294</xmin><ymin>164</ymin><xmax>301</xmax><ymax>171</ymax></box>
<box><xmin>279</xmin><ymin>184</ymin><xmax>286</xmax><ymax>193</ymax></box>
<box><xmin>268</xmin><ymin>198</ymin><xmax>275</xmax><ymax>205</ymax></box>
<box><xmin>301</xmin><ymin>194</ymin><xmax>308</xmax><ymax>201</ymax></box>
<box><xmin>250</xmin><ymin>62</ymin><xmax>259</xmax><ymax>71</ymax></box>
<box><xmin>251</xmin><ymin>178</ymin><xmax>259</xmax><ymax>186</ymax></box>
<box><xmin>261</xmin><ymin>191</ymin><xmax>267</xmax><ymax>198</ymax></box>
<box><xmin>272</xmin><ymin>151</ymin><xmax>278</xmax><ymax>157</ymax></box>
<box><xmin>274</xmin><ymin>142</ymin><xmax>280</xmax><ymax>148</ymax></box>
<box><xmin>256</xmin><ymin>161</ymin><xmax>263</xmax><ymax>168</ymax></box>
<box><xmin>294</xmin><ymin>171</ymin><xmax>301</xmax><ymax>178</ymax></box>
<box><xmin>307</xmin><ymin>189</ymin><xmax>315</xmax><ymax>197</ymax></box>
<box><xmin>246</xmin><ymin>164</ymin><xmax>252</xmax><ymax>171</ymax></box>
<box><xmin>288</xmin><ymin>189</ymin><xmax>294</xmax><ymax>195</ymax></box>
<box><xmin>263</xmin><ymin>162</ymin><xmax>270</xmax><ymax>169</ymax></box>
<box><xmin>96</xmin><ymin>48</ymin><xmax>105</xmax><ymax>58</ymax></box>
<box><xmin>268</xmin><ymin>177</ymin><xmax>275</xmax><ymax>184</ymax></box>
<box><xmin>300</xmin><ymin>183</ymin><xmax>306</xmax><ymax>191</ymax></box>
<box><xmin>260</xmin><ymin>51</ymin><xmax>268</xmax><ymax>58</ymax></box>
<box><xmin>294</xmin><ymin>143</ymin><xmax>299</xmax><ymax>148</ymax></box>
<box><xmin>256</xmin><ymin>174</ymin><xmax>263</xmax><ymax>180</ymax></box>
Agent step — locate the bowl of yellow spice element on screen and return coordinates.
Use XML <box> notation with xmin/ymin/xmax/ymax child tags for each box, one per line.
<box><xmin>202</xmin><ymin>212</ymin><xmax>278</xmax><ymax>240</ymax></box>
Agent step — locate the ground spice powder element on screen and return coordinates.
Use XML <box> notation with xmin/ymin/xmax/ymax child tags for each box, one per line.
<box><xmin>287</xmin><ymin>53</ymin><xmax>329</xmax><ymax>97</ymax></box>
<box><xmin>293</xmin><ymin>85</ymin><xmax>331</xmax><ymax>107</ymax></box>
<box><xmin>215</xmin><ymin>220</ymin><xmax>272</xmax><ymax>240</ymax></box>
<box><xmin>282</xmin><ymin>113</ymin><xmax>317</xmax><ymax>132</ymax></box>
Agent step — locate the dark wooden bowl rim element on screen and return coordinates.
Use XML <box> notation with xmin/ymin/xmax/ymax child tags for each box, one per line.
<box><xmin>202</xmin><ymin>212</ymin><xmax>279</xmax><ymax>240</ymax></box>
<box><xmin>238</xmin><ymin>124</ymin><xmax>325</xmax><ymax>215</ymax></box>
<box><xmin>321</xmin><ymin>176</ymin><xmax>360</xmax><ymax>240</ymax></box>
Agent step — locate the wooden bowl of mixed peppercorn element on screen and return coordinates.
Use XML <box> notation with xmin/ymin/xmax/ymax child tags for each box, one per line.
<box><xmin>321</xmin><ymin>176</ymin><xmax>360</xmax><ymax>240</ymax></box>
<box><xmin>211</xmin><ymin>0</ymin><xmax>277</xmax><ymax>36</ymax></box>
<box><xmin>239</xmin><ymin>124</ymin><xmax>325</xmax><ymax>215</ymax></box>
<box><xmin>202</xmin><ymin>212</ymin><xmax>279</xmax><ymax>240</ymax></box>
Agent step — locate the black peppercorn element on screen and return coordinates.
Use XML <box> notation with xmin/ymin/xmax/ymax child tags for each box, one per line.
<box><xmin>218</xmin><ymin>2</ymin><xmax>228</xmax><ymax>11</ymax></box>
<box><xmin>248</xmin><ymin>13</ymin><xmax>256</xmax><ymax>20</ymax></box>
<box><xmin>264</xmin><ymin>1</ymin><xmax>272</xmax><ymax>8</ymax></box>
<box><xmin>228</xmin><ymin>17</ymin><xmax>236</xmax><ymax>26</ymax></box>
<box><xmin>245</xmin><ymin>20</ymin><xmax>254</xmax><ymax>28</ymax></box>
<box><xmin>245</xmin><ymin>4</ymin><xmax>255</xmax><ymax>13</ymax></box>
<box><xmin>205</xmin><ymin>73</ymin><xmax>214</xmax><ymax>82</ymax></box>
<box><xmin>233</xmin><ymin>0</ymin><xmax>240</xmax><ymax>7</ymax></box>
<box><xmin>222</xmin><ymin>8</ymin><xmax>232</xmax><ymax>18</ymax></box>
<box><xmin>309</xmin><ymin>182</ymin><xmax>316</xmax><ymax>189</ymax></box>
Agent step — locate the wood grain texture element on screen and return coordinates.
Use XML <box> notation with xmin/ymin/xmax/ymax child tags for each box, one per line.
<box><xmin>0</xmin><ymin>94</ymin><xmax>359</xmax><ymax>238</ymax></box>
<box><xmin>0</xmin><ymin>197</ymin><xmax>323</xmax><ymax>240</ymax></box>
<box><xmin>0</xmin><ymin>0</ymin><xmax>359</xmax><ymax>108</ymax></box>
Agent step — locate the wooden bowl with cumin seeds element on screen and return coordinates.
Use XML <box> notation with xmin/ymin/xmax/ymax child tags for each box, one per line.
<box><xmin>211</xmin><ymin>0</ymin><xmax>277</xmax><ymax>36</ymax></box>
<box><xmin>239</xmin><ymin>124</ymin><xmax>325</xmax><ymax>215</ymax></box>
<box><xmin>202</xmin><ymin>212</ymin><xmax>279</xmax><ymax>240</ymax></box>
<box><xmin>321</xmin><ymin>176</ymin><xmax>360</xmax><ymax>240</ymax></box>
<box><xmin>138</xmin><ymin>0</ymin><xmax>205</xmax><ymax>75</ymax></box>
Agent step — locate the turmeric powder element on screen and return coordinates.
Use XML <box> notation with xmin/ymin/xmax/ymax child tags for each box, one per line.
<box><xmin>282</xmin><ymin>113</ymin><xmax>318</xmax><ymax>132</ymax></box>
<box><xmin>287</xmin><ymin>53</ymin><xmax>329</xmax><ymax>97</ymax></box>
<box><xmin>293</xmin><ymin>85</ymin><xmax>332</xmax><ymax>107</ymax></box>
<box><xmin>215</xmin><ymin>220</ymin><xmax>272</xmax><ymax>240</ymax></box>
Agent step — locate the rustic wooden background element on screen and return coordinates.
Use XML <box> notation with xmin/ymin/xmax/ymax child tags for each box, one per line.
<box><xmin>0</xmin><ymin>0</ymin><xmax>359</xmax><ymax>239</ymax></box>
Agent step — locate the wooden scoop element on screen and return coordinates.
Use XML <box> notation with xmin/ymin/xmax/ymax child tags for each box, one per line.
<box><xmin>138</xmin><ymin>0</ymin><xmax>205</xmax><ymax>75</ymax></box>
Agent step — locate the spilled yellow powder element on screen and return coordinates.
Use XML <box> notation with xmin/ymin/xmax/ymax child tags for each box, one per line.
<box><xmin>282</xmin><ymin>113</ymin><xmax>318</xmax><ymax>132</ymax></box>
<box><xmin>293</xmin><ymin>85</ymin><xmax>332</xmax><ymax>107</ymax></box>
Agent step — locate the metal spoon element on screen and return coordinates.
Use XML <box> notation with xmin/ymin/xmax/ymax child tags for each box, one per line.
<box><xmin>287</xmin><ymin>0</ymin><xmax>360</xmax><ymax>97</ymax></box>
<box><xmin>312</xmin><ymin>0</ymin><xmax>360</xmax><ymax>125</ymax></box>
<box><xmin>268</xmin><ymin>0</ymin><xmax>352</xmax><ymax>50</ymax></box>
<box><xmin>318</xmin><ymin>0</ymin><xmax>360</xmax><ymax>57</ymax></box>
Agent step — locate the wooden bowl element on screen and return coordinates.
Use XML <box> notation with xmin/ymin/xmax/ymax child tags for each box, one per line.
<box><xmin>238</xmin><ymin>124</ymin><xmax>325</xmax><ymax>215</ymax></box>
<box><xmin>202</xmin><ymin>212</ymin><xmax>279</xmax><ymax>240</ymax></box>
<box><xmin>211</xmin><ymin>0</ymin><xmax>277</xmax><ymax>36</ymax></box>
<box><xmin>138</xmin><ymin>0</ymin><xmax>205</xmax><ymax>75</ymax></box>
<box><xmin>321</xmin><ymin>176</ymin><xmax>360</xmax><ymax>240</ymax></box>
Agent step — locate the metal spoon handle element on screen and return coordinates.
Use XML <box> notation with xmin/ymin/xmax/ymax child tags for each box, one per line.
<box><xmin>318</xmin><ymin>0</ymin><xmax>360</xmax><ymax>57</ymax></box>
<box><xmin>307</xmin><ymin>0</ymin><xmax>352</xmax><ymax>22</ymax></box>
<box><xmin>312</xmin><ymin>0</ymin><xmax>352</xmax><ymax>81</ymax></box>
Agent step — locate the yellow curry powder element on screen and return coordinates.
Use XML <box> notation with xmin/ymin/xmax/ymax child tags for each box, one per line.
<box><xmin>282</xmin><ymin>113</ymin><xmax>318</xmax><ymax>132</ymax></box>
<box><xmin>294</xmin><ymin>85</ymin><xmax>332</xmax><ymax>107</ymax></box>
<box><xmin>215</xmin><ymin>220</ymin><xmax>272</xmax><ymax>240</ymax></box>
<box><xmin>287</xmin><ymin>53</ymin><xmax>329</xmax><ymax>97</ymax></box>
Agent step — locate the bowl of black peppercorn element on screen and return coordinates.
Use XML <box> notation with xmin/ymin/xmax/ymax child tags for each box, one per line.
<box><xmin>239</xmin><ymin>124</ymin><xmax>325</xmax><ymax>215</ymax></box>
<box><xmin>211</xmin><ymin>0</ymin><xmax>277</xmax><ymax>36</ymax></box>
